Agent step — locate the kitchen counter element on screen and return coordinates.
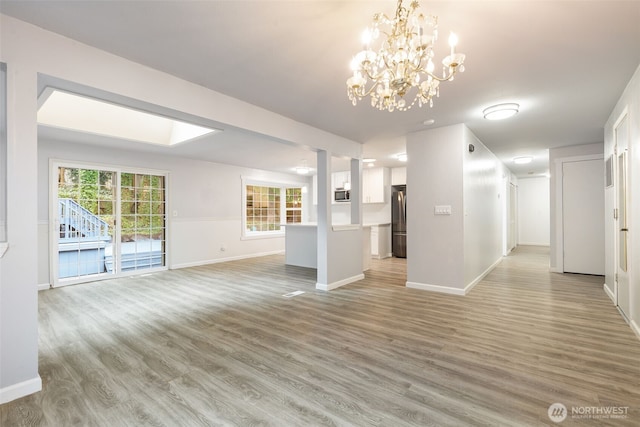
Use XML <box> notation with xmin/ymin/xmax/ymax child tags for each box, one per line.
<box><xmin>283</xmin><ymin>223</ymin><xmax>371</xmax><ymax>269</ymax></box>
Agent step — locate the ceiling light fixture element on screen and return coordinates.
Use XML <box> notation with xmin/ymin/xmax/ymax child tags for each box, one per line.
<box><xmin>397</xmin><ymin>153</ymin><xmax>408</xmax><ymax>162</ymax></box>
<box><xmin>483</xmin><ymin>103</ymin><xmax>519</xmax><ymax>120</ymax></box>
<box><xmin>513</xmin><ymin>156</ymin><xmax>533</xmax><ymax>165</ymax></box>
<box><xmin>295</xmin><ymin>159</ymin><xmax>310</xmax><ymax>175</ymax></box>
<box><xmin>346</xmin><ymin>0</ymin><xmax>465</xmax><ymax>112</ymax></box>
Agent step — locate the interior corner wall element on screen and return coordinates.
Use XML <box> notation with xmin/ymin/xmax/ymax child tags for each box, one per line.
<box><xmin>462</xmin><ymin>127</ymin><xmax>505</xmax><ymax>288</ymax></box>
<box><xmin>517</xmin><ymin>177</ymin><xmax>550</xmax><ymax>246</ymax></box>
<box><xmin>605</xmin><ymin>64</ymin><xmax>640</xmax><ymax>336</ymax></box>
<box><xmin>549</xmin><ymin>142</ymin><xmax>604</xmax><ymax>272</ymax></box>
<box><xmin>406</xmin><ymin>124</ymin><xmax>465</xmax><ymax>293</ymax></box>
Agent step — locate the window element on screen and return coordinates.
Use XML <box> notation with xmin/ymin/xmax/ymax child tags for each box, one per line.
<box><xmin>286</xmin><ymin>187</ymin><xmax>302</xmax><ymax>224</ymax></box>
<box><xmin>243</xmin><ymin>181</ymin><xmax>304</xmax><ymax>237</ymax></box>
<box><xmin>246</xmin><ymin>185</ymin><xmax>281</xmax><ymax>233</ymax></box>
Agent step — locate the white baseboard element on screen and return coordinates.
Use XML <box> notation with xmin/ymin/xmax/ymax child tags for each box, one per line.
<box><xmin>603</xmin><ymin>283</ymin><xmax>616</xmax><ymax>303</ymax></box>
<box><xmin>406</xmin><ymin>281</ymin><xmax>466</xmax><ymax>296</ymax></box>
<box><xmin>406</xmin><ymin>257</ymin><xmax>502</xmax><ymax>296</ymax></box>
<box><xmin>631</xmin><ymin>320</ymin><xmax>640</xmax><ymax>341</ymax></box>
<box><xmin>38</xmin><ymin>283</ymin><xmax>51</xmax><ymax>291</ymax></box>
<box><xmin>171</xmin><ymin>250</ymin><xmax>285</xmax><ymax>270</ymax></box>
<box><xmin>464</xmin><ymin>257</ymin><xmax>502</xmax><ymax>295</ymax></box>
<box><xmin>316</xmin><ymin>273</ymin><xmax>365</xmax><ymax>291</ymax></box>
<box><xmin>0</xmin><ymin>376</ymin><xmax>42</xmax><ymax>404</ymax></box>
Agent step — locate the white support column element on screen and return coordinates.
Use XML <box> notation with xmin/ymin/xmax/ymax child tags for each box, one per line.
<box><xmin>0</xmin><ymin>65</ymin><xmax>41</xmax><ymax>403</ymax></box>
<box><xmin>316</xmin><ymin>150</ymin><xmax>331</xmax><ymax>287</ymax></box>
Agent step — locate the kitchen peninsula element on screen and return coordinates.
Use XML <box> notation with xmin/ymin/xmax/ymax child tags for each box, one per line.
<box><xmin>283</xmin><ymin>223</ymin><xmax>390</xmax><ymax>270</ymax></box>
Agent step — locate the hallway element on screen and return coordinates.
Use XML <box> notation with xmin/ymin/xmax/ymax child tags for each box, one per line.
<box><xmin>2</xmin><ymin>246</ymin><xmax>639</xmax><ymax>426</ymax></box>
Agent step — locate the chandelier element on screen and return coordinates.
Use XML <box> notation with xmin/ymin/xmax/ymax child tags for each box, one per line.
<box><xmin>346</xmin><ymin>0</ymin><xmax>465</xmax><ymax>112</ymax></box>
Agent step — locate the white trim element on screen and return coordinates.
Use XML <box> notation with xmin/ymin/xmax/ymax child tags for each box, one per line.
<box><xmin>38</xmin><ymin>283</ymin><xmax>51</xmax><ymax>291</ymax></box>
<box><xmin>406</xmin><ymin>281</ymin><xmax>466</xmax><ymax>295</ymax></box>
<box><xmin>554</xmin><ymin>153</ymin><xmax>604</xmax><ymax>273</ymax></box>
<box><xmin>0</xmin><ymin>376</ymin><xmax>42</xmax><ymax>404</ymax></box>
<box><xmin>465</xmin><ymin>257</ymin><xmax>503</xmax><ymax>294</ymax></box>
<box><xmin>630</xmin><ymin>320</ymin><xmax>640</xmax><ymax>341</ymax></box>
<box><xmin>603</xmin><ymin>283</ymin><xmax>616</xmax><ymax>304</ymax></box>
<box><xmin>406</xmin><ymin>258</ymin><xmax>502</xmax><ymax>296</ymax></box>
<box><xmin>316</xmin><ymin>273</ymin><xmax>365</xmax><ymax>291</ymax></box>
<box><xmin>517</xmin><ymin>242</ymin><xmax>551</xmax><ymax>247</ymax></box>
<box><xmin>170</xmin><ymin>250</ymin><xmax>285</xmax><ymax>270</ymax></box>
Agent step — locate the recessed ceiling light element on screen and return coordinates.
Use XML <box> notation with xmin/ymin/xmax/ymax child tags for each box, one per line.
<box><xmin>363</xmin><ymin>158</ymin><xmax>376</xmax><ymax>163</ymax></box>
<box><xmin>513</xmin><ymin>156</ymin><xmax>533</xmax><ymax>164</ymax></box>
<box><xmin>397</xmin><ymin>153</ymin><xmax>408</xmax><ymax>162</ymax></box>
<box><xmin>423</xmin><ymin>119</ymin><xmax>435</xmax><ymax>126</ymax></box>
<box><xmin>483</xmin><ymin>103</ymin><xmax>519</xmax><ymax>120</ymax></box>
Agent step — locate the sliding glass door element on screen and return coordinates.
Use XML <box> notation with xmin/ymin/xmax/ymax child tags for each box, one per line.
<box><xmin>53</xmin><ymin>164</ymin><xmax>167</xmax><ymax>286</ymax></box>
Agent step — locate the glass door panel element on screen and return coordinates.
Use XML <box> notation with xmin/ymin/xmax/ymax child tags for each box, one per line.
<box><xmin>120</xmin><ymin>173</ymin><xmax>166</xmax><ymax>272</ymax></box>
<box><xmin>57</xmin><ymin>167</ymin><xmax>115</xmax><ymax>280</ymax></box>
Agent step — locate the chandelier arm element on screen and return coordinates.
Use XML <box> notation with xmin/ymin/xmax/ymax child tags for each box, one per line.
<box><xmin>425</xmin><ymin>67</ymin><xmax>460</xmax><ymax>82</ymax></box>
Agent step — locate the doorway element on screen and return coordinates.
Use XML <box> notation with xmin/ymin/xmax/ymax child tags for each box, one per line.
<box><xmin>52</xmin><ymin>163</ymin><xmax>167</xmax><ymax>286</ymax></box>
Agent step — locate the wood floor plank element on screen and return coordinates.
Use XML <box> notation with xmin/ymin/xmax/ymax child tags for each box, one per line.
<box><xmin>2</xmin><ymin>246</ymin><xmax>640</xmax><ymax>426</ymax></box>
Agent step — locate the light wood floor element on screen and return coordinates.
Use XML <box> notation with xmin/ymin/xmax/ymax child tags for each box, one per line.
<box><xmin>2</xmin><ymin>246</ymin><xmax>639</xmax><ymax>426</ymax></box>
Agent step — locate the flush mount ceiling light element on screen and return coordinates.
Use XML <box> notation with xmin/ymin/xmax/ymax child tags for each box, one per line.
<box><xmin>37</xmin><ymin>88</ymin><xmax>219</xmax><ymax>145</ymax></box>
<box><xmin>513</xmin><ymin>156</ymin><xmax>533</xmax><ymax>164</ymax></box>
<box><xmin>346</xmin><ymin>0</ymin><xmax>466</xmax><ymax>112</ymax></box>
<box><xmin>483</xmin><ymin>103</ymin><xmax>520</xmax><ymax>120</ymax></box>
<box><xmin>295</xmin><ymin>160</ymin><xmax>311</xmax><ymax>175</ymax></box>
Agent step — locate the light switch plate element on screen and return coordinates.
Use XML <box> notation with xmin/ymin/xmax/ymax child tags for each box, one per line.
<box><xmin>434</xmin><ymin>205</ymin><xmax>452</xmax><ymax>215</ymax></box>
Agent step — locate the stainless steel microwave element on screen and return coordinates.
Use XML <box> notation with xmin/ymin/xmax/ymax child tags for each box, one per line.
<box><xmin>334</xmin><ymin>188</ymin><xmax>350</xmax><ymax>202</ymax></box>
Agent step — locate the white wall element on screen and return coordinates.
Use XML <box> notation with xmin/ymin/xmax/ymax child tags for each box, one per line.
<box><xmin>0</xmin><ymin>13</ymin><xmax>362</xmax><ymax>403</ymax></box>
<box><xmin>37</xmin><ymin>139</ymin><xmax>311</xmax><ymax>284</ymax></box>
<box><xmin>406</xmin><ymin>124</ymin><xmax>465</xmax><ymax>292</ymax></box>
<box><xmin>406</xmin><ymin>124</ymin><xmax>507</xmax><ymax>294</ymax></box>
<box><xmin>605</xmin><ymin>64</ymin><xmax>640</xmax><ymax>338</ymax></box>
<box><xmin>462</xmin><ymin>128</ymin><xmax>506</xmax><ymax>287</ymax></box>
<box><xmin>517</xmin><ymin>177</ymin><xmax>550</xmax><ymax>246</ymax></box>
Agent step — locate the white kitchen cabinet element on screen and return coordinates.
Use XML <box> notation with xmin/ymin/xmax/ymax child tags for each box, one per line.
<box><xmin>333</xmin><ymin>170</ymin><xmax>350</xmax><ymax>190</ymax></box>
<box><xmin>362</xmin><ymin>167</ymin><xmax>387</xmax><ymax>203</ymax></box>
<box><xmin>370</xmin><ymin>224</ymin><xmax>391</xmax><ymax>259</ymax></box>
<box><xmin>391</xmin><ymin>167</ymin><xmax>406</xmax><ymax>186</ymax></box>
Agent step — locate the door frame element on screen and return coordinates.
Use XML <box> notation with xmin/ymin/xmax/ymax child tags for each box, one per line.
<box><xmin>612</xmin><ymin>109</ymin><xmax>630</xmax><ymax>320</ymax></box>
<box><xmin>554</xmin><ymin>153</ymin><xmax>603</xmax><ymax>273</ymax></box>
<box><xmin>49</xmin><ymin>159</ymin><xmax>170</xmax><ymax>287</ymax></box>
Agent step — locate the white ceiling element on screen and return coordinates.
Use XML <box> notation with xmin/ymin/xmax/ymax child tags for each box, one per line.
<box><xmin>2</xmin><ymin>1</ymin><xmax>639</xmax><ymax>177</ymax></box>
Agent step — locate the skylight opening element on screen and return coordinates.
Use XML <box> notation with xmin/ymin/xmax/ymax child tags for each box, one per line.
<box><xmin>37</xmin><ymin>89</ymin><xmax>219</xmax><ymax>146</ymax></box>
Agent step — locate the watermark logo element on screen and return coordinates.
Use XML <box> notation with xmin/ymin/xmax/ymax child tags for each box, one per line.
<box><xmin>548</xmin><ymin>403</ymin><xmax>629</xmax><ymax>423</ymax></box>
<box><xmin>548</xmin><ymin>403</ymin><xmax>568</xmax><ymax>423</ymax></box>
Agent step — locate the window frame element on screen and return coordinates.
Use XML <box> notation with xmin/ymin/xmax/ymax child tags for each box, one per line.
<box><xmin>241</xmin><ymin>177</ymin><xmax>305</xmax><ymax>239</ymax></box>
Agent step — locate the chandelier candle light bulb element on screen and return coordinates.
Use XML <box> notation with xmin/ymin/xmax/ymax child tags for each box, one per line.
<box><xmin>347</xmin><ymin>0</ymin><xmax>466</xmax><ymax>112</ymax></box>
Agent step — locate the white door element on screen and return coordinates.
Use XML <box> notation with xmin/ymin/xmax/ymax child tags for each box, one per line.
<box><xmin>615</xmin><ymin>114</ymin><xmax>630</xmax><ymax>319</ymax></box>
<box><xmin>562</xmin><ymin>159</ymin><xmax>605</xmax><ymax>275</ymax></box>
<box><xmin>507</xmin><ymin>183</ymin><xmax>517</xmax><ymax>252</ymax></box>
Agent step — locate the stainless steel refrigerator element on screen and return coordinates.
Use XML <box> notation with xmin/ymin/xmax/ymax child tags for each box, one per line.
<box><xmin>391</xmin><ymin>185</ymin><xmax>407</xmax><ymax>258</ymax></box>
